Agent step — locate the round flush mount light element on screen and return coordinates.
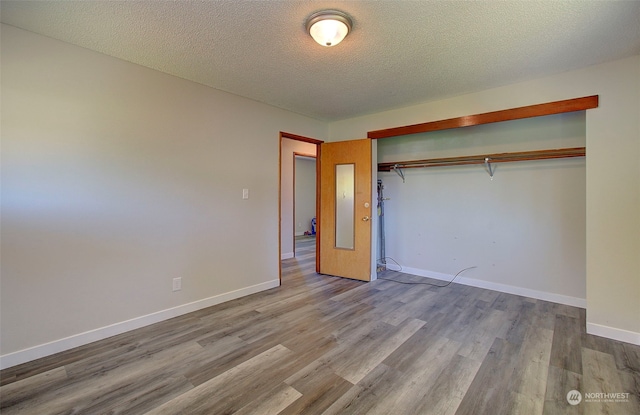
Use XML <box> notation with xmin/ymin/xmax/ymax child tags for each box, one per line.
<box><xmin>306</xmin><ymin>10</ymin><xmax>352</xmax><ymax>47</ymax></box>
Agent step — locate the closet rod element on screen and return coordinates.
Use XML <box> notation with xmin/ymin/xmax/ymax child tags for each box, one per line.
<box><xmin>378</xmin><ymin>147</ymin><xmax>585</xmax><ymax>172</ymax></box>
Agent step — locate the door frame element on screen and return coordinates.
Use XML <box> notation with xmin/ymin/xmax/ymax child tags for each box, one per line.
<box><xmin>279</xmin><ymin>132</ymin><xmax>323</xmax><ymax>282</ymax></box>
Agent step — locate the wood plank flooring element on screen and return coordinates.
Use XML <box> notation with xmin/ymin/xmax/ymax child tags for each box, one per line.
<box><xmin>2</xmin><ymin>235</ymin><xmax>639</xmax><ymax>414</ymax></box>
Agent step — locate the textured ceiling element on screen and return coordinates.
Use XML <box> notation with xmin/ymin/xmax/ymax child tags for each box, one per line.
<box><xmin>2</xmin><ymin>1</ymin><xmax>639</xmax><ymax>121</ymax></box>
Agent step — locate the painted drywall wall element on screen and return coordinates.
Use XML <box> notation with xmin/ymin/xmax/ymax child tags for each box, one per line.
<box><xmin>330</xmin><ymin>55</ymin><xmax>640</xmax><ymax>344</ymax></box>
<box><xmin>280</xmin><ymin>139</ymin><xmax>317</xmax><ymax>259</ymax></box>
<box><xmin>377</xmin><ymin>112</ymin><xmax>586</xmax><ymax>305</ymax></box>
<box><xmin>294</xmin><ymin>157</ymin><xmax>316</xmax><ymax>237</ymax></box>
<box><xmin>0</xmin><ymin>25</ymin><xmax>327</xmax><ymax>367</ymax></box>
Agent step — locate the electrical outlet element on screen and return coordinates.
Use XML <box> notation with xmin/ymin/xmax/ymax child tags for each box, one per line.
<box><xmin>242</xmin><ymin>189</ymin><xmax>249</xmax><ymax>199</ymax></box>
<box><xmin>172</xmin><ymin>277</ymin><xmax>182</xmax><ymax>292</ymax></box>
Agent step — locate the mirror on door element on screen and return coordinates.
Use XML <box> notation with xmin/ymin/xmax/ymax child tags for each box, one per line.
<box><xmin>335</xmin><ymin>163</ymin><xmax>355</xmax><ymax>250</ymax></box>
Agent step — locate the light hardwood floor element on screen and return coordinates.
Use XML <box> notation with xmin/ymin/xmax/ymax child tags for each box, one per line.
<box><xmin>1</xmin><ymin>236</ymin><xmax>639</xmax><ymax>414</ymax></box>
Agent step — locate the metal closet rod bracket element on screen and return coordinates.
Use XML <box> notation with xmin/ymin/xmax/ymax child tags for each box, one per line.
<box><xmin>484</xmin><ymin>157</ymin><xmax>494</xmax><ymax>180</ymax></box>
<box><xmin>392</xmin><ymin>164</ymin><xmax>405</xmax><ymax>183</ymax></box>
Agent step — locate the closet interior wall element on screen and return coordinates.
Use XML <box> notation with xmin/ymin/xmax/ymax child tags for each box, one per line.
<box><xmin>376</xmin><ymin>111</ymin><xmax>587</xmax><ymax>304</ymax></box>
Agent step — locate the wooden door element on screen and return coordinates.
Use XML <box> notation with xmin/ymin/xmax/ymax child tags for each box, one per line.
<box><xmin>319</xmin><ymin>139</ymin><xmax>372</xmax><ymax>281</ymax></box>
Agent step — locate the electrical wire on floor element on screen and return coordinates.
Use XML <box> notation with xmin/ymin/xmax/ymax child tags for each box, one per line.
<box><xmin>377</xmin><ymin>257</ymin><xmax>403</xmax><ymax>272</ymax></box>
<box><xmin>377</xmin><ymin>259</ymin><xmax>477</xmax><ymax>288</ymax></box>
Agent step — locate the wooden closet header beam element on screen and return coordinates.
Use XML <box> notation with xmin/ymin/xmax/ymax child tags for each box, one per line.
<box><xmin>367</xmin><ymin>95</ymin><xmax>599</xmax><ymax>139</ymax></box>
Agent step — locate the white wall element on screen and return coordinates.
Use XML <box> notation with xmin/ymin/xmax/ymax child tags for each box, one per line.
<box><xmin>331</xmin><ymin>55</ymin><xmax>640</xmax><ymax>344</ymax></box>
<box><xmin>0</xmin><ymin>25</ymin><xmax>326</xmax><ymax>368</ymax></box>
<box><xmin>280</xmin><ymin>139</ymin><xmax>317</xmax><ymax>259</ymax></box>
<box><xmin>294</xmin><ymin>157</ymin><xmax>316</xmax><ymax>237</ymax></box>
<box><xmin>377</xmin><ymin>112</ymin><xmax>586</xmax><ymax>306</ymax></box>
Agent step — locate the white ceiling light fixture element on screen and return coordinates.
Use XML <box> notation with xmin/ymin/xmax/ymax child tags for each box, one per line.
<box><xmin>306</xmin><ymin>10</ymin><xmax>352</xmax><ymax>47</ymax></box>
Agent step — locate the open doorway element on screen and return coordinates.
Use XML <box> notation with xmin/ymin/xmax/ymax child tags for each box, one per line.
<box><xmin>294</xmin><ymin>154</ymin><xmax>316</xmax><ymax>258</ymax></box>
<box><xmin>279</xmin><ymin>132</ymin><xmax>322</xmax><ymax>282</ymax></box>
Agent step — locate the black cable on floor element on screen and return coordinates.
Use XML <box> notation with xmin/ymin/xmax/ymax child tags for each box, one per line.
<box><xmin>377</xmin><ymin>265</ymin><xmax>477</xmax><ymax>288</ymax></box>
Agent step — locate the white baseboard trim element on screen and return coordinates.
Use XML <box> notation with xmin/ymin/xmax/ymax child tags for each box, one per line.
<box><xmin>0</xmin><ymin>279</ymin><xmax>280</xmax><ymax>370</ymax></box>
<box><xmin>587</xmin><ymin>323</ymin><xmax>640</xmax><ymax>346</ymax></box>
<box><xmin>281</xmin><ymin>252</ymin><xmax>294</xmax><ymax>260</ymax></box>
<box><xmin>400</xmin><ymin>266</ymin><xmax>587</xmax><ymax>309</ymax></box>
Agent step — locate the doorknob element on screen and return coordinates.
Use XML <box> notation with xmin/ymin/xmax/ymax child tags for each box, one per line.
<box><xmin>362</xmin><ymin>216</ymin><xmax>370</xmax><ymax>221</ymax></box>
